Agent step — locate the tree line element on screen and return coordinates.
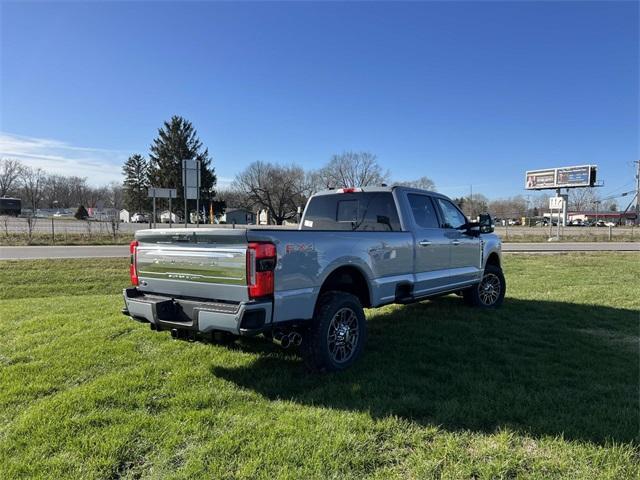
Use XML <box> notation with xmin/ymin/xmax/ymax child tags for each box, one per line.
<box><xmin>0</xmin><ymin>158</ymin><xmax>123</xmax><ymax>211</ymax></box>
<box><xmin>452</xmin><ymin>189</ymin><xmax>618</xmax><ymax>221</ymax></box>
<box><xmin>3</xmin><ymin>114</ymin><xmax>616</xmax><ymax>224</ymax></box>
<box><xmin>121</xmin><ymin>116</ymin><xmax>437</xmax><ymax>224</ymax></box>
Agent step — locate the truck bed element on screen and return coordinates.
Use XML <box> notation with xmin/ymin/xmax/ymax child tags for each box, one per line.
<box><xmin>133</xmin><ymin>226</ymin><xmax>415</xmax><ymax>325</ymax></box>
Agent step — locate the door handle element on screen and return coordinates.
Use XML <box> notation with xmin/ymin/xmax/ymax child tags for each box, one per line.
<box><xmin>451</xmin><ymin>240</ymin><xmax>460</xmax><ymax>246</ymax></box>
<box><xmin>419</xmin><ymin>240</ymin><xmax>432</xmax><ymax>247</ymax></box>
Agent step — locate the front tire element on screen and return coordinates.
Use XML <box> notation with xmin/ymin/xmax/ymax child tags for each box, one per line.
<box><xmin>302</xmin><ymin>291</ymin><xmax>367</xmax><ymax>373</ymax></box>
<box><xmin>463</xmin><ymin>264</ymin><xmax>506</xmax><ymax>308</ymax></box>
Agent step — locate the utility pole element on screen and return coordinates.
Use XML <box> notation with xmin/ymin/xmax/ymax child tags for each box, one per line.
<box><xmin>635</xmin><ymin>160</ymin><xmax>640</xmax><ymax>225</ymax></box>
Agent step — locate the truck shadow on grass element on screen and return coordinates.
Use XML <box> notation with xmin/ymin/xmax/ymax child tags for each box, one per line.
<box><xmin>211</xmin><ymin>296</ymin><xmax>639</xmax><ymax>445</ymax></box>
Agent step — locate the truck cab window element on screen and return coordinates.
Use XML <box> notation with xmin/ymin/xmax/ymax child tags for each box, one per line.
<box><xmin>436</xmin><ymin>198</ymin><xmax>467</xmax><ymax>229</ymax></box>
<box><xmin>337</xmin><ymin>200</ymin><xmax>359</xmax><ymax>223</ymax></box>
<box><xmin>407</xmin><ymin>194</ymin><xmax>439</xmax><ymax>229</ymax></box>
<box><xmin>302</xmin><ymin>192</ymin><xmax>401</xmax><ymax>231</ymax></box>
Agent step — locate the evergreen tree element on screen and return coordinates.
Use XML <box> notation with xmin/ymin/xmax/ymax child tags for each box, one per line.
<box><xmin>122</xmin><ymin>154</ymin><xmax>150</xmax><ymax>213</ymax></box>
<box><xmin>147</xmin><ymin>116</ymin><xmax>216</xmax><ymax>213</ymax></box>
<box><xmin>74</xmin><ymin>205</ymin><xmax>89</xmax><ymax>220</ymax></box>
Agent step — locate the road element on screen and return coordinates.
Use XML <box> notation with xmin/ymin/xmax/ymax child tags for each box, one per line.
<box><xmin>0</xmin><ymin>245</ymin><xmax>129</xmax><ymax>259</ymax></box>
<box><xmin>1</xmin><ymin>242</ymin><xmax>638</xmax><ymax>260</ymax></box>
<box><xmin>502</xmin><ymin>242</ymin><xmax>639</xmax><ymax>252</ymax></box>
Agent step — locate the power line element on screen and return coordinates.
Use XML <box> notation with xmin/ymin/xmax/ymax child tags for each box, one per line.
<box><xmin>600</xmin><ymin>181</ymin><xmax>634</xmax><ymax>198</ymax></box>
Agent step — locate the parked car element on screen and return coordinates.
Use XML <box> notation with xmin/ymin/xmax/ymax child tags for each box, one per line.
<box><xmin>160</xmin><ymin>212</ymin><xmax>181</xmax><ymax>223</ymax></box>
<box><xmin>122</xmin><ymin>186</ymin><xmax>505</xmax><ymax>372</ymax></box>
<box><xmin>131</xmin><ymin>213</ymin><xmax>149</xmax><ymax>223</ymax></box>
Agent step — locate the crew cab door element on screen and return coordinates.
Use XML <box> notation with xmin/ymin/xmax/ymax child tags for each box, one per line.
<box><xmin>433</xmin><ymin>197</ymin><xmax>482</xmax><ymax>285</ymax></box>
<box><xmin>405</xmin><ymin>193</ymin><xmax>451</xmax><ymax>295</ymax></box>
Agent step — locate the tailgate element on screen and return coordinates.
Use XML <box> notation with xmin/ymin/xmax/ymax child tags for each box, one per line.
<box><xmin>134</xmin><ymin>228</ymin><xmax>249</xmax><ymax>302</ymax></box>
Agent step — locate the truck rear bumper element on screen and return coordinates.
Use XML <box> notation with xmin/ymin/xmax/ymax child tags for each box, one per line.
<box><xmin>122</xmin><ymin>288</ymin><xmax>272</xmax><ymax>336</ymax></box>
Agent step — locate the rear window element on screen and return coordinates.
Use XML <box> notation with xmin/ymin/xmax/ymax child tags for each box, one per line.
<box><xmin>302</xmin><ymin>192</ymin><xmax>401</xmax><ymax>231</ymax></box>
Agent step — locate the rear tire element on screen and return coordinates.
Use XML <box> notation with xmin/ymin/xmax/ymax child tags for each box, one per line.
<box><xmin>302</xmin><ymin>291</ymin><xmax>367</xmax><ymax>373</ymax></box>
<box><xmin>463</xmin><ymin>264</ymin><xmax>506</xmax><ymax>308</ymax></box>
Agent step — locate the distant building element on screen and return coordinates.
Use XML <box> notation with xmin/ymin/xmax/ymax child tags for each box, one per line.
<box><xmin>160</xmin><ymin>210</ymin><xmax>181</xmax><ymax>223</ymax></box>
<box><xmin>544</xmin><ymin>211</ymin><xmax>636</xmax><ymax>225</ymax></box>
<box><xmin>221</xmin><ymin>208</ymin><xmax>255</xmax><ymax>225</ymax></box>
<box><xmin>567</xmin><ymin>211</ymin><xmax>636</xmax><ymax>225</ymax></box>
<box><xmin>119</xmin><ymin>209</ymin><xmax>130</xmax><ymax>223</ymax></box>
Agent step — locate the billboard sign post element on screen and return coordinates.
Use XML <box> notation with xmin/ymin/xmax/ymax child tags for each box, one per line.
<box><xmin>148</xmin><ymin>188</ymin><xmax>177</xmax><ymax>229</ymax></box>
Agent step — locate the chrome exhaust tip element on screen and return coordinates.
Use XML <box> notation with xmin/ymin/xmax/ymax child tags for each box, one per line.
<box><xmin>289</xmin><ymin>332</ymin><xmax>303</xmax><ymax>347</ymax></box>
<box><xmin>272</xmin><ymin>331</ymin><xmax>291</xmax><ymax>349</ymax></box>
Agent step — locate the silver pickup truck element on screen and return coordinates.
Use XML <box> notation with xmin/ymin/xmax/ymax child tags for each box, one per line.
<box><xmin>123</xmin><ymin>186</ymin><xmax>504</xmax><ymax>372</ymax></box>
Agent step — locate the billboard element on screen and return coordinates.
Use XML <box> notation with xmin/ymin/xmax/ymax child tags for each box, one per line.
<box><xmin>525</xmin><ymin>165</ymin><xmax>596</xmax><ymax>190</ymax></box>
<box><xmin>556</xmin><ymin>166</ymin><xmax>592</xmax><ymax>188</ymax></box>
<box><xmin>525</xmin><ymin>169</ymin><xmax>556</xmax><ymax>189</ymax></box>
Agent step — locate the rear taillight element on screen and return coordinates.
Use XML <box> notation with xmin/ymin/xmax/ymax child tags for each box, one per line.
<box><xmin>129</xmin><ymin>240</ymin><xmax>139</xmax><ymax>286</ymax></box>
<box><xmin>337</xmin><ymin>187</ymin><xmax>362</xmax><ymax>193</ymax></box>
<box><xmin>247</xmin><ymin>242</ymin><xmax>276</xmax><ymax>299</ymax></box>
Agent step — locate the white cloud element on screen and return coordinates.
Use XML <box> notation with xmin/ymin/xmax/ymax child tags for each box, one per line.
<box><xmin>0</xmin><ymin>132</ymin><xmax>130</xmax><ymax>185</ymax></box>
<box><xmin>0</xmin><ymin>132</ymin><xmax>236</xmax><ymax>189</ymax></box>
<box><xmin>216</xmin><ymin>177</ymin><xmax>234</xmax><ymax>189</ymax></box>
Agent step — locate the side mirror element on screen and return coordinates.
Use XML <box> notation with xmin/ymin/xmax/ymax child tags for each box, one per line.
<box><xmin>479</xmin><ymin>213</ymin><xmax>494</xmax><ymax>233</ymax></box>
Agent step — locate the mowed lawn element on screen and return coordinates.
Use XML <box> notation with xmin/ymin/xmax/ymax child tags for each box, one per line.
<box><xmin>0</xmin><ymin>254</ymin><xmax>638</xmax><ymax>479</ymax></box>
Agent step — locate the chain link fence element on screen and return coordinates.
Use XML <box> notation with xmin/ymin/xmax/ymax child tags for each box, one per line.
<box><xmin>494</xmin><ymin>225</ymin><xmax>637</xmax><ymax>242</ymax></box>
<box><xmin>0</xmin><ymin>216</ymin><xmax>298</xmax><ymax>245</ymax></box>
<box><xmin>1</xmin><ymin>215</ymin><xmax>637</xmax><ymax>245</ymax></box>
<box><xmin>0</xmin><ymin>216</ymin><xmax>145</xmax><ymax>245</ymax></box>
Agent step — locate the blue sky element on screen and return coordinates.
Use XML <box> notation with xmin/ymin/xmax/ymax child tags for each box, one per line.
<box><xmin>1</xmin><ymin>1</ymin><xmax>638</xmax><ymax>200</ymax></box>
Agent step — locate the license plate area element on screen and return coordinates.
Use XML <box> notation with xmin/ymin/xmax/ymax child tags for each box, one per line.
<box><xmin>155</xmin><ymin>299</ymin><xmax>191</xmax><ymax>323</ymax></box>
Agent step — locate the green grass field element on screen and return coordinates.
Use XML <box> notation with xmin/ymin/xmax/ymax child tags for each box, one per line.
<box><xmin>0</xmin><ymin>254</ymin><xmax>638</xmax><ymax>479</ymax></box>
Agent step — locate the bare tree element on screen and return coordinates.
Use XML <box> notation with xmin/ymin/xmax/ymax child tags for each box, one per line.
<box><xmin>20</xmin><ymin>166</ymin><xmax>46</xmax><ymax>211</ymax></box>
<box><xmin>393</xmin><ymin>176</ymin><xmax>436</xmax><ymax>191</ymax></box>
<box><xmin>41</xmin><ymin>174</ymin><xmax>89</xmax><ymax>209</ymax></box>
<box><xmin>0</xmin><ymin>159</ymin><xmax>24</xmax><ymax>197</ymax></box>
<box><xmin>24</xmin><ymin>215</ymin><xmax>37</xmax><ymax>245</ymax></box>
<box><xmin>312</xmin><ymin>152</ymin><xmax>390</xmax><ymax>190</ymax></box>
<box><xmin>233</xmin><ymin>161</ymin><xmax>308</xmax><ymax>225</ymax></box>
<box><xmin>68</xmin><ymin>176</ymin><xmax>90</xmax><ymax>207</ymax></box>
<box><xmin>108</xmin><ymin>182</ymin><xmax>124</xmax><ymax>209</ymax></box>
<box><xmin>488</xmin><ymin>196</ymin><xmax>527</xmax><ymax>220</ymax></box>
<box><xmin>42</xmin><ymin>174</ymin><xmax>66</xmax><ymax>208</ymax></box>
<box><xmin>606</xmin><ymin>200</ymin><xmax>618</xmax><ymax>212</ymax></box>
<box><xmin>465</xmin><ymin>193</ymin><xmax>490</xmax><ymax>219</ymax></box>
<box><xmin>569</xmin><ymin>187</ymin><xmax>599</xmax><ymax>212</ymax></box>
<box><xmin>532</xmin><ymin>193</ymin><xmax>551</xmax><ymax>214</ymax></box>
<box><xmin>216</xmin><ymin>188</ymin><xmax>251</xmax><ymax>210</ymax></box>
